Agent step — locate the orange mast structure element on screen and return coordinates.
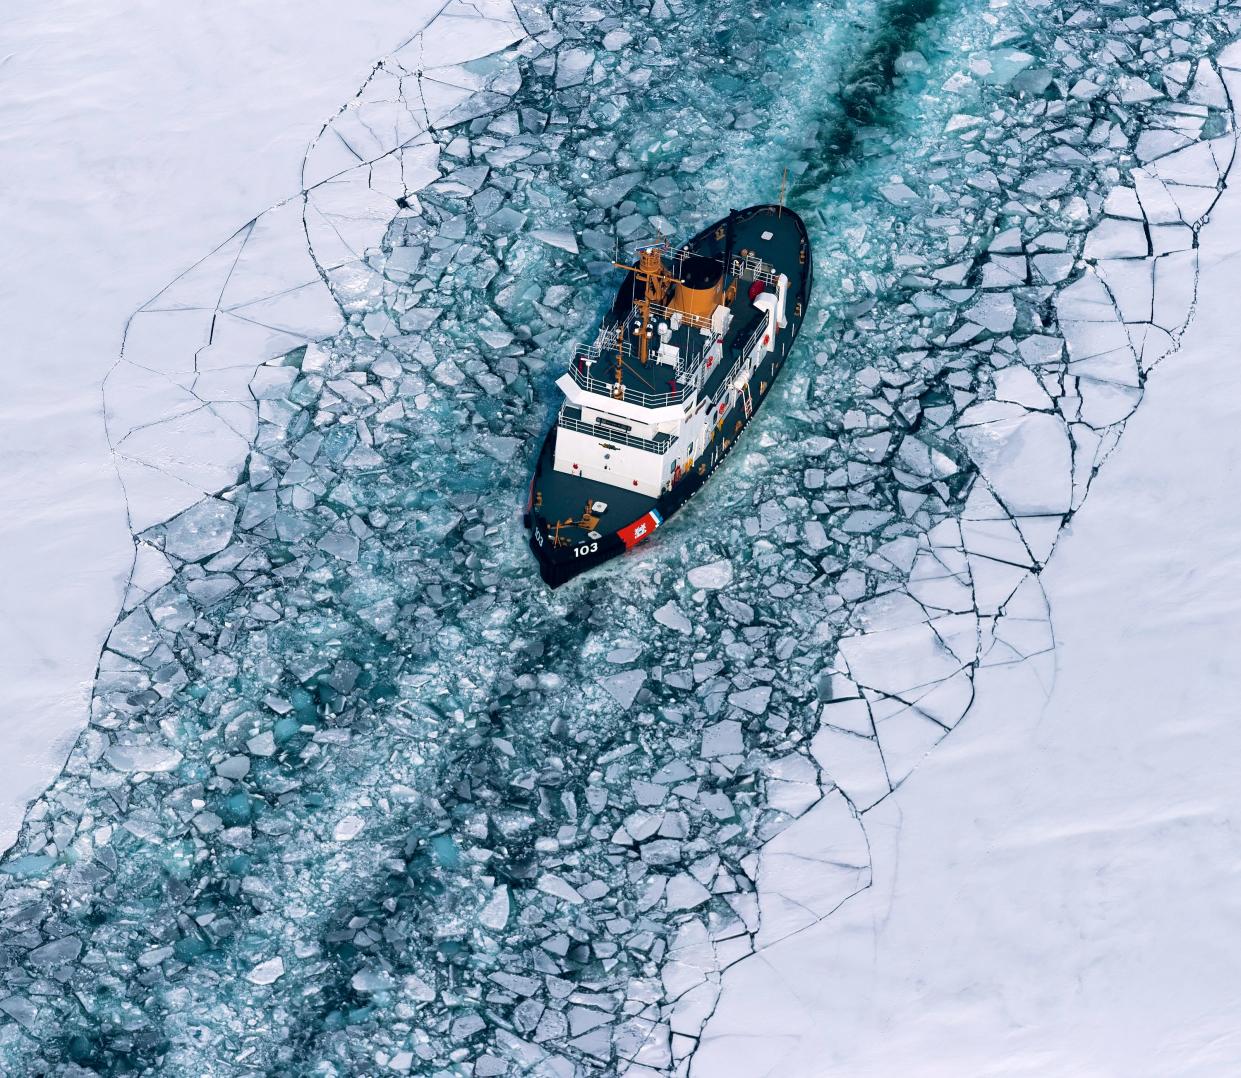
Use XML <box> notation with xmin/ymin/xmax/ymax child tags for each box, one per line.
<box><xmin>613</xmin><ymin>240</ymin><xmax>678</xmax><ymax>371</ymax></box>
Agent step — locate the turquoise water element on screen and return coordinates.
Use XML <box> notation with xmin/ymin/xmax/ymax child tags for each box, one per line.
<box><xmin>1</xmin><ymin>0</ymin><xmax>1237</xmax><ymax>1074</ymax></box>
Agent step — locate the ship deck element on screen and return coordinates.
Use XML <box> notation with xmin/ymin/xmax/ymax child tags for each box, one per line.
<box><xmin>580</xmin><ymin>206</ymin><xmax>802</xmax><ymax>405</ymax></box>
<box><xmin>532</xmin><ymin>431</ymin><xmax>655</xmax><ymax>540</ymax></box>
<box><xmin>695</xmin><ymin>205</ymin><xmax>803</xmax><ymax>398</ymax></box>
<box><xmin>577</xmin><ymin>324</ymin><xmax>699</xmax><ymax>401</ymax></box>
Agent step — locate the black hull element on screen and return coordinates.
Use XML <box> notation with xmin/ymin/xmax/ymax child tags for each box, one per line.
<box><xmin>526</xmin><ymin>205</ymin><xmax>813</xmax><ymax>588</ymax></box>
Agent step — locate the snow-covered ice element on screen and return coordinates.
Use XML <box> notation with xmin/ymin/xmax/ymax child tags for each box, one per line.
<box><xmin>0</xmin><ymin>0</ymin><xmax>433</xmax><ymax>852</ymax></box>
<box><xmin>2</xmin><ymin>0</ymin><xmax>1241</xmax><ymax>1073</ymax></box>
<box><xmin>697</xmin><ymin>160</ymin><xmax>1241</xmax><ymax>1074</ymax></box>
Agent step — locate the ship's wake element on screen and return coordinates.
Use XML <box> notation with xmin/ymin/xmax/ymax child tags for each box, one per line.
<box><xmin>2</xmin><ymin>0</ymin><xmax>1239</xmax><ymax>1074</ymax></box>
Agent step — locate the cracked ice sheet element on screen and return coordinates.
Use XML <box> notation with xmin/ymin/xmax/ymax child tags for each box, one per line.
<box><xmin>696</xmin><ymin>52</ymin><xmax>1241</xmax><ymax>1078</ymax></box>
<box><xmin>5</xmin><ymin>1</ymin><xmax>1241</xmax><ymax>1076</ymax></box>
<box><xmin>694</xmin><ymin>164</ymin><xmax>1241</xmax><ymax>1074</ymax></box>
<box><xmin>0</xmin><ymin>0</ymin><xmax>430</xmax><ymax>853</ymax></box>
<box><xmin>103</xmin><ymin>0</ymin><xmax>527</xmax><ymax>569</ymax></box>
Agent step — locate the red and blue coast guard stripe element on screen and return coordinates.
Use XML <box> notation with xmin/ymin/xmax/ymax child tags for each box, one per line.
<box><xmin>618</xmin><ymin>508</ymin><xmax>663</xmax><ymax>549</ymax></box>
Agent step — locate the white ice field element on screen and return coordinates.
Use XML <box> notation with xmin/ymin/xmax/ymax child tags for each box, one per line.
<box><xmin>2</xmin><ymin>2</ymin><xmax>1240</xmax><ymax>1075</ymax></box>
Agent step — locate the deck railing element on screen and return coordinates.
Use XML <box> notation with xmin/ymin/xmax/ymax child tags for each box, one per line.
<box><xmin>568</xmin><ymin>324</ymin><xmax>723</xmax><ymax>406</ymax></box>
<box><xmin>737</xmin><ymin>313</ymin><xmax>770</xmax><ymax>362</ymax></box>
<box><xmin>733</xmin><ymin>253</ymin><xmax>779</xmax><ymax>286</ymax></box>
<box><xmin>703</xmin><ymin>313</ymin><xmax>772</xmax><ymax>415</ymax></box>
<box><xmin>557</xmin><ymin>412</ymin><xmax>675</xmax><ymax>455</ymax></box>
<box><xmin>565</xmin><ymin>361</ymin><xmax>687</xmax><ymax>409</ymax></box>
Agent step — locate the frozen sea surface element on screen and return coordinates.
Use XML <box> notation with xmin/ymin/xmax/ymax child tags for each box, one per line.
<box><xmin>698</xmin><ymin>150</ymin><xmax>1241</xmax><ymax>1076</ymax></box>
<box><xmin>0</xmin><ymin>0</ymin><xmax>427</xmax><ymax>853</ymax></box>
<box><xmin>2</xmin><ymin>0</ymin><xmax>1241</xmax><ymax>1074</ymax></box>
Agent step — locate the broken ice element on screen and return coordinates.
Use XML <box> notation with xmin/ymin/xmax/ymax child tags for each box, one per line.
<box><xmin>3</xmin><ymin>0</ymin><xmax>1241</xmax><ymax>1074</ymax></box>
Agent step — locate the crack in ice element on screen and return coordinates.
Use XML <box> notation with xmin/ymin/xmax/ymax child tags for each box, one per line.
<box><xmin>4</xmin><ymin>1</ymin><xmax>1241</xmax><ymax>1076</ymax></box>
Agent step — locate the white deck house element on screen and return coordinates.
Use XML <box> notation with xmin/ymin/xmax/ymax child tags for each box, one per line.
<box><xmin>553</xmin><ymin>250</ymin><xmax>789</xmax><ymax>498</ymax></box>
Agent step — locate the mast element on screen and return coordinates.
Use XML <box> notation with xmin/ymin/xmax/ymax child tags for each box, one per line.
<box><xmin>614</xmin><ymin>239</ymin><xmax>676</xmax><ymax>367</ymax></box>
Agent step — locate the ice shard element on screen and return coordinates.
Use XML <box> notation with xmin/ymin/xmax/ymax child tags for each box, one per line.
<box><xmin>4</xmin><ymin>0</ymin><xmax>1241</xmax><ymax>1074</ymax></box>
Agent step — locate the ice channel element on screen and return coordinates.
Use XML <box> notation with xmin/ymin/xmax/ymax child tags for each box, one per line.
<box><xmin>3</xmin><ymin>0</ymin><xmax>1240</xmax><ymax>1074</ymax></box>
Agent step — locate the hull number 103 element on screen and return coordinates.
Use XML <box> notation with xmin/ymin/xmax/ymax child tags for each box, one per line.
<box><xmin>574</xmin><ymin>541</ymin><xmax>599</xmax><ymax>558</ymax></box>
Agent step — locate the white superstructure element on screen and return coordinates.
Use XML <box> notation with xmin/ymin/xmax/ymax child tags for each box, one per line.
<box><xmin>552</xmin><ymin>246</ymin><xmax>789</xmax><ymax>498</ymax></box>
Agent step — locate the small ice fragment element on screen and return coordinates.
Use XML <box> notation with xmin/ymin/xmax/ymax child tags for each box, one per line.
<box><xmin>0</xmin><ymin>997</ymin><xmax>36</xmax><ymax>1028</ymax></box>
<box><xmin>555</xmin><ymin>48</ymin><xmax>594</xmax><ymax>89</ymax></box>
<box><xmin>531</xmin><ymin>228</ymin><xmax>579</xmax><ymax>253</ymax></box>
<box><xmin>107</xmin><ymin>607</ymin><xmax>160</xmax><ymax>660</ymax></box>
<box><xmin>351</xmin><ymin>969</ymin><xmax>391</xmax><ymax>993</ymax></box>
<box><xmin>880</xmin><ymin>181</ymin><xmax>918</xmax><ymax>205</ymax></box>
<box><xmin>598</xmin><ymin>669</ymin><xmax>646</xmax><ymax>708</ymax></box>
<box><xmin>687</xmin><ymin>560</ymin><xmax>732</xmax><ymax>589</ymax></box>
<box><xmin>138</xmin><ymin>945</ymin><xmax>174</xmax><ymax>969</ymax></box>
<box><xmin>28</xmin><ymin>936</ymin><xmax>82</xmax><ymax>966</ymax></box>
<box><xmin>702</xmin><ymin>720</ymin><xmax>744</xmax><ymax>758</ymax></box>
<box><xmin>105</xmin><ymin>741</ymin><xmax>183</xmax><ymax>773</ymax></box>
<box><xmin>654</xmin><ymin>601</ymin><xmax>692</xmax><ymax>633</ymax></box>
<box><xmin>537</xmin><ymin>875</ymin><xmax>584</xmax><ymax>904</ymax></box>
<box><xmin>162</xmin><ymin>498</ymin><xmax>238</xmax><ymax>562</ymax></box>
<box><xmin>665</xmin><ymin>874</ymin><xmax>711</xmax><ymax>910</ymax></box>
<box><xmin>334</xmin><ymin>815</ymin><xmax>365</xmax><ymax>842</ymax></box>
<box><xmin>247</xmin><ymin>731</ymin><xmax>277</xmax><ymax>757</ymax></box>
<box><xmin>404</xmin><ymin>974</ymin><xmax>436</xmax><ymax>1002</ymax></box>
<box><xmin>804</xmin><ymin>521</ymin><xmax>829</xmax><ymax>551</ymax></box>
<box><xmin>729</xmin><ymin>686</ymin><xmax>771</xmax><ymax>715</ymax></box>
<box><xmin>247</xmin><ymin>957</ymin><xmax>285</xmax><ymax>985</ymax></box>
<box><xmin>480</xmin><ymin>885</ymin><xmax>510</xmax><ymax>930</ymax></box>
<box><xmin>602</xmin><ymin>29</ymin><xmax>632</xmax><ymax>51</ymax></box>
